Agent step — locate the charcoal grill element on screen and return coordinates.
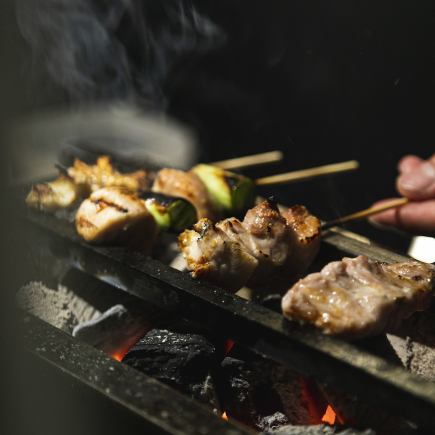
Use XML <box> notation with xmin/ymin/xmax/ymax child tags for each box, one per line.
<box><xmin>12</xmin><ymin>156</ymin><xmax>435</xmax><ymax>434</ymax></box>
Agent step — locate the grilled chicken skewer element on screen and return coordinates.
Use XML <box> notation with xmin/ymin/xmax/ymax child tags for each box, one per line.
<box><xmin>178</xmin><ymin>199</ymin><xmax>321</xmax><ymax>292</ymax></box>
<box><xmin>26</xmin><ymin>174</ymin><xmax>88</xmax><ymax>212</ymax></box>
<box><xmin>25</xmin><ymin>156</ymin><xmax>256</xmax><ymax>218</ymax></box>
<box><xmin>25</xmin><ymin>151</ymin><xmax>279</xmax><ymax>213</ymax></box>
<box><xmin>75</xmin><ymin>186</ymin><xmax>198</xmax><ymax>250</ymax></box>
<box><xmin>27</xmin><ymin>154</ymin><xmax>357</xmax><ymax>225</ymax></box>
<box><xmin>68</xmin><ymin>155</ymin><xmax>150</xmax><ymax>192</ymax></box>
<box><xmin>26</xmin><ymin>156</ymin><xmax>151</xmax><ymax>212</ymax></box>
<box><xmin>76</xmin><ymin>187</ymin><xmax>158</xmax><ymax>252</ymax></box>
<box><xmin>281</xmin><ymin>255</ymin><xmax>434</xmax><ymax>339</ymax></box>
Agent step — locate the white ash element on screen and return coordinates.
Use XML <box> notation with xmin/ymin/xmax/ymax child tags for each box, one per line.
<box><xmin>257</xmin><ymin>412</ymin><xmax>289</xmax><ymax>432</ymax></box>
<box><xmin>387</xmin><ymin>306</ymin><xmax>435</xmax><ymax>381</ymax></box>
<box><xmin>17</xmin><ymin>281</ymin><xmax>101</xmax><ymax>334</ymax></box>
<box><xmin>265</xmin><ymin>425</ymin><xmax>375</xmax><ymax>435</ymax></box>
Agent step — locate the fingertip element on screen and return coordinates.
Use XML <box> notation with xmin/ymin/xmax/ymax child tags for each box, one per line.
<box><xmin>398</xmin><ymin>155</ymin><xmax>423</xmax><ymax>174</ymax></box>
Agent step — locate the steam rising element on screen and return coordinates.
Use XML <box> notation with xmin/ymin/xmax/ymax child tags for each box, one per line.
<box><xmin>16</xmin><ymin>0</ymin><xmax>224</xmax><ymax>106</ymax></box>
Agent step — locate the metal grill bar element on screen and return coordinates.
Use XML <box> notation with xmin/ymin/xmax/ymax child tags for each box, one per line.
<box><xmin>19</xmin><ymin>207</ymin><xmax>435</xmax><ymax>432</ymax></box>
<box><xmin>21</xmin><ymin>313</ymin><xmax>252</xmax><ymax>435</ymax></box>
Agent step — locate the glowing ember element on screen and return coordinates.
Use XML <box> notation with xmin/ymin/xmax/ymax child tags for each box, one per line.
<box><xmin>299</xmin><ymin>377</ymin><xmax>324</xmax><ymax>424</ymax></box>
<box><xmin>223</xmin><ymin>339</ymin><xmax>235</xmax><ymax>356</ymax></box>
<box><xmin>221</xmin><ymin>411</ymin><xmax>229</xmax><ymax>421</ymax></box>
<box><xmin>112</xmin><ymin>351</ymin><xmax>126</xmax><ymax>362</ymax></box>
<box><xmin>322</xmin><ymin>405</ymin><xmax>337</xmax><ymax>425</ymax></box>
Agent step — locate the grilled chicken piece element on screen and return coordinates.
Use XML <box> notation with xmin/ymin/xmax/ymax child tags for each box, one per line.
<box><xmin>282</xmin><ymin>256</ymin><xmax>434</xmax><ymax>339</ymax></box>
<box><xmin>76</xmin><ymin>187</ymin><xmax>158</xmax><ymax>252</ymax></box>
<box><xmin>178</xmin><ymin>199</ymin><xmax>321</xmax><ymax>292</ymax></box>
<box><xmin>26</xmin><ymin>174</ymin><xmax>86</xmax><ymax>211</ymax></box>
<box><xmin>68</xmin><ymin>156</ymin><xmax>150</xmax><ymax>192</ymax></box>
<box><xmin>280</xmin><ymin>205</ymin><xmax>321</xmax><ymax>282</ymax></box>
<box><xmin>152</xmin><ymin>168</ymin><xmax>216</xmax><ymax>220</ymax></box>
<box><xmin>222</xmin><ymin>200</ymin><xmax>291</xmax><ymax>286</ymax></box>
<box><xmin>179</xmin><ymin>218</ymin><xmax>258</xmax><ymax>292</ymax></box>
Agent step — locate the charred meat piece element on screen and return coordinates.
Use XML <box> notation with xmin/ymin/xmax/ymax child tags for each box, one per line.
<box><xmin>75</xmin><ymin>187</ymin><xmax>158</xmax><ymax>252</ymax></box>
<box><xmin>152</xmin><ymin>168</ymin><xmax>216</xmax><ymax>220</ymax></box>
<box><xmin>282</xmin><ymin>255</ymin><xmax>435</xmax><ymax>339</ymax></box>
<box><xmin>179</xmin><ymin>200</ymin><xmax>320</xmax><ymax>292</ymax></box>
<box><xmin>68</xmin><ymin>155</ymin><xmax>150</xmax><ymax>192</ymax></box>
<box><xmin>26</xmin><ymin>174</ymin><xmax>87</xmax><ymax>211</ymax></box>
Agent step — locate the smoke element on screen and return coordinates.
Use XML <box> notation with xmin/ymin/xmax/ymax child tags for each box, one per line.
<box><xmin>16</xmin><ymin>0</ymin><xmax>225</xmax><ymax>107</ymax></box>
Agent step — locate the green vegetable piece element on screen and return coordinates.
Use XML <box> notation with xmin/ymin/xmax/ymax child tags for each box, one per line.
<box><xmin>142</xmin><ymin>193</ymin><xmax>197</xmax><ymax>232</ymax></box>
<box><xmin>192</xmin><ymin>164</ymin><xmax>255</xmax><ymax>216</ymax></box>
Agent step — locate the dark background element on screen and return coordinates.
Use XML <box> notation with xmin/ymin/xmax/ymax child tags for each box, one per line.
<box><xmin>170</xmin><ymin>1</ymin><xmax>435</xmax><ymax>248</ymax></box>
<box><xmin>168</xmin><ymin>1</ymin><xmax>435</xmax><ymax>215</ymax></box>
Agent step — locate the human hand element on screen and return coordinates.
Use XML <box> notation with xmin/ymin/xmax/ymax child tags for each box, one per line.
<box><xmin>370</xmin><ymin>154</ymin><xmax>435</xmax><ymax>235</ymax></box>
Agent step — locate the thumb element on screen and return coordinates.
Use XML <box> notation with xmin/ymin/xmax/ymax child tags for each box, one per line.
<box><xmin>397</xmin><ymin>155</ymin><xmax>435</xmax><ymax>200</ymax></box>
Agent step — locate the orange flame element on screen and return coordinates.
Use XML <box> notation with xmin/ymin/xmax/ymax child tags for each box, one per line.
<box><xmin>221</xmin><ymin>411</ymin><xmax>229</xmax><ymax>421</ymax></box>
<box><xmin>299</xmin><ymin>377</ymin><xmax>344</xmax><ymax>426</ymax></box>
<box><xmin>322</xmin><ymin>405</ymin><xmax>337</xmax><ymax>425</ymax></box>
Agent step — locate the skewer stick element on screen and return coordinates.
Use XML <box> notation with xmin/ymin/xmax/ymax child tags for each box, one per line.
<box><xmin>255</xmin><ymin>160</ymin><xmax>359</xmax><ymax>186</ymax></box>
<box><xmin>55</xmin><ymin>163</ymin><xmax>69</xmax><ymax>175</ymax></box>
<box><xmin>321</xmin><ymin>197</ymin><xmax>409</xmax><ymax>230</ymax></box>
<box><xmin>211</xmin><ymin>150</ymin><xmax>283</xmax><ymax>170</ymax></box>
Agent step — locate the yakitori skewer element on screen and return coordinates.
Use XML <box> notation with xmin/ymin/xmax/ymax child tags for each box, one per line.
<box><xmin>211</xmin><ymin>150</ymin><xmax>283</xmax><ymax>170</ymax></box>
<box><xmin>321</xmin><ymin>197</ymin><xmax>409</xmax><ymax>230</ymax></box>
<box><xmin>190</xmin><ymin>159</ymin><xmax>360</xmax><ymax>218</ymax></box>
<box><xmin>27</xmin><ymin>155</ymin><xmax>361</xmax><ymax>226</ymax></box>
<box><xmin>255</xmin><ymin>160</ymin><xmax>359</xmax><ymax>186</ymax></box>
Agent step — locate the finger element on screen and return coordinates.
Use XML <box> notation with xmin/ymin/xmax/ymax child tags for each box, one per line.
<box><xmin>397</xmin><ymin>156</ymin><xmax>435</xmax><ymax>200</ymax></box>
<box><xmin>369</xmin><ymin>199</ymin><xmax>435</xmax><ymax>235</ymax></box>
<box><xmin>398</xmin><ymin>155</ymin><xmax>423</xmax><ymax>174</ymax></box>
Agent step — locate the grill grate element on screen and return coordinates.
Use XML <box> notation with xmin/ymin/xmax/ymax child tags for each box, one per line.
<box><xmin>22</xmin><ymin>313</ymin><xmax>252</xmax><ymax>434</ymax></box>
<box><xmin>11</xmin><ymin>141</ymin><xmax>435</xmax><ymax>432</ymax></box>
<box><xmin>16</xmin><ymin>199</ymin><xmax>435</xmax><ymax>432</ymax></box>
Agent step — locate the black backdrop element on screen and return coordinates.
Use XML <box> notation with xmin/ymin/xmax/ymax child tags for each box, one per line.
<box><xmin>161</xmin><ymin>1</ymin><xmax>435</xmax><ymax>249</ymax></box>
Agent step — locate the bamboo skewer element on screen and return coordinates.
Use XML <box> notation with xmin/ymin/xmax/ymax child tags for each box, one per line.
<box><xmin>321</xmin><ymin>197</ymin><xmax>409</xmax><ymax>230</ymax></box>
<box><xmin>255</xmin><ymin>160</ymin><xmax>359</xmax><ymax>186</ymax></box>
<box><xmin>211</xmin><ymin>150</ymin><xmax>283</xmax><ymax>170</ymax></box>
